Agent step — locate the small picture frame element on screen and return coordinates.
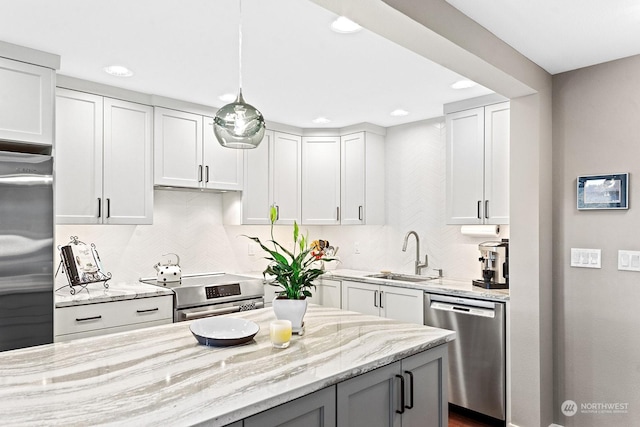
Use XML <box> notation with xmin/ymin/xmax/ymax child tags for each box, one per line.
<box><xmin>577</xmin><ymin>173</ymin><xmax>629</xmax><ymax>210</ymax></box>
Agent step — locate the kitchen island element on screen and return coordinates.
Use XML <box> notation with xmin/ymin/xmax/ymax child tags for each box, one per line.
<box><xmin>0</xmin><ymin>305</ymin><xmax>454</xmax><ymax>426</ymax></box>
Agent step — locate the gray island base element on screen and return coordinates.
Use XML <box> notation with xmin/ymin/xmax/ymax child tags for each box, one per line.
<box><xmin>0</xmin><ymin>306</ymin><xmax>454</xmax><ymax>426</ymax></box>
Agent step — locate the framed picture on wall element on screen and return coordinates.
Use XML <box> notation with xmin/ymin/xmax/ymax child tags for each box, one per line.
<box><xmin>577</xmin><ymin>173</ymin><xmax>629</xmax><ymax>210</ymax></box>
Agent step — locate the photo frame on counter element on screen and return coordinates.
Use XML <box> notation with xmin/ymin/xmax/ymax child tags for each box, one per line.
<box><xmin>577</xmin><ymin>173</ymin><xmax>629</xmax><ymax>210</ymax></box>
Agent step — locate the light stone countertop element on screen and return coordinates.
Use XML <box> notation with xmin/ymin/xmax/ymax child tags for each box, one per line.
<box><xmin>0</xmin><ymin>305</ymin><xmax>454</xmax><ymax>426</ymax></box>
<box><xmin>54</xmin><ymin>280</ymin><xmax>174</xmax><ymax>308</ymax></box>
<box><xmin>324</xmin><ymin>269</ymin><xmax>510</xmax><ymax>301</ymax></box>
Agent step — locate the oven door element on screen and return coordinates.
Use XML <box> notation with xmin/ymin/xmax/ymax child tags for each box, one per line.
<box><xmin>175</xmin><ymin>298</ymin><xmax>264</xmax><ymax>322</ymax></box>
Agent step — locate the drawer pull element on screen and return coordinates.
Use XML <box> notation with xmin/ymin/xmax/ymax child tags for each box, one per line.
<box><xmin>136</xmin><ymin>307</ymin><xmax>159</xmax><ymax>314</ymax></box>
<box><xmin>76</xmin><ymin>315</ymin><xmax>102</xmax><ymax>322</ymax></box>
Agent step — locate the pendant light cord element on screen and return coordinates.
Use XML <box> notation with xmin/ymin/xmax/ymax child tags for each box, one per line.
<box><xmin>238</xmin><ymin>0</ymin><xmax>243</xmax><ymax>93</ymax></box>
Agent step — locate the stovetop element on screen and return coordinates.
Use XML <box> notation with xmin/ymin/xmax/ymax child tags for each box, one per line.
<box><xmin>140</xmin><ymin>272</ymin><xmax>265</xmax><ymax>309</ymax></box>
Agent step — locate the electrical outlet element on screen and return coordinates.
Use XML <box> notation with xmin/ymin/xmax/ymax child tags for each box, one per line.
<box><xmin>354</xmin><ymin>242</ymin><xmax>361</xmax><ymax>254</ymax></box>
<box><xmin>618</xmin><ymin>250</ymin><xmax>640</xmax><ymax>271</ymax></box>
<box><xmin>570</xmin><ymin>248</ymin><xmax>601</xmax><ymax>269</ymax></box>
<box><xmin>248</xmin><ymin>241</ymin><xmax>257</xmax><ymax>256</ymax></box>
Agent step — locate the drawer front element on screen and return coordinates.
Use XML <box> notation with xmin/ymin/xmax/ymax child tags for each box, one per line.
<box><xmin>55</xmin><ymin>296</ymin><xmax>173</xmax><ymax>337</ymax></box>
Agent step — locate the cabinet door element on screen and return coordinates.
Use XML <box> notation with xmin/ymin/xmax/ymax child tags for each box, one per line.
<box><xmin>243</xmin><ymin>130</ymin><xmax>272</xmax><ymax>224</ymax></box>
<box><xmin>0</xmin><ymin>58</ymin><xmax>53</xmax><ymax>146</ymax></box>
<box><xmin>341</xmin><ymin>281</ymin><xmax>380</xmax><ymax>317</ymax></box>
<box><xmin>484</xmin><ymin>102</ymin><xmax>510</xmax><ymax>225</ymax></box>
<box><xmin>337</xmin><ymin>361</ymin><xmax>401</xmax><ymax>427</ymax></box>
<box><xmin>319</xmin><ymin>278</ymin><xmax>341</xmax><ymax>309</ymax></box>
<box><xmin>154</xmin><ymin>107</ymin><xmax>203</xmax><ymax>188</ymax></box>
<box><xmin>445</xmin><ymin>107</ymin><xmax>485</xmax><ymax>224</ymax></box>
<box><xmin>272</xmin><ymin>132</ymin><xmax>301</xmax><ymax>224</ymax></box>
<box><xmin>302</xmin><ymin>136</ymin><xmax>341</xmax><ymax>225</ymax></box>
<box><xmin>103</xmin><ymin>98</ymin><xmax>153</xmax><ymax>224</ymax></box>
<box><xmin>381</xmin><ymin>285</ymin><xmax>424</xmax><ymax>325</ymax></box>
<box><xmin>244</xmin><ymin>386</ymin><xmax>336</xmax><ymax>427</ymax></box>
<box><xmin>400</xmin><ymin>346</ymin><xmax>449</xmax><ymax>427</ymax></box>
<box><xmin>55</xmin><ymin>88</ymin><xmax>103</xmax><ymax>224</ymax></box>
<box><xmin>340</xmin><ymin>132</ymin><xmax>366</xmax><ymax>225</ymax></box>
<box><xmin>203</xmin><ymin>116</ymin><xmax>244</xmax><ymax>191</ymax></box>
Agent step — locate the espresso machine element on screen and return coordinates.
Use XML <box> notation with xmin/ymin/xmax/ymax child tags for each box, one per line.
<box><xmin>473</xmin><ymin>239</ymin><xmax>509</xmax><ymax>289</ymax></box>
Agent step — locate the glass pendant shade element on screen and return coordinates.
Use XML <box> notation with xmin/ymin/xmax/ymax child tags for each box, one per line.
<box><xmin>213</xmin><ymin>90</ymin><xmax>266</xmax><ymax>149</ymax></box>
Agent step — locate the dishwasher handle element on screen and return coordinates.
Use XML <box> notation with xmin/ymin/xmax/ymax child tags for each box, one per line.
<box><xmin>429</xmin><ymin>301</ymin><xmax>495</xmax><ymax>318</ymax></box>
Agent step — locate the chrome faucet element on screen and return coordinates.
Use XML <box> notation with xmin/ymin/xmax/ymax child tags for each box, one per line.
<box><xmin>402</xmin><ymin>231</ymin><xmax>428</xmax><ymax>275</ymax></box>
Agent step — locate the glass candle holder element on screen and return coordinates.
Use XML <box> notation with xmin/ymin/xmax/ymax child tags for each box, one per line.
<box><xmin>270</xmin><ymin>320</ymin><xmax>292</xmax><ymax>349</ymax></box>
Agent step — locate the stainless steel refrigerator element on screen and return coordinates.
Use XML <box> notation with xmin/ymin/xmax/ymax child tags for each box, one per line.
<box><xmin>0</xmin><ymin>150</ymin><xmax>53</xmax><ymax>351</ymax></box>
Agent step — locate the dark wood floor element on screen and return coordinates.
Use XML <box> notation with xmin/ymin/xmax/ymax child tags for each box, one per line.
<box><xmin>449</xmin><ymin>408</ymin><xmax>500</xmax><ymax>427</ymax></box>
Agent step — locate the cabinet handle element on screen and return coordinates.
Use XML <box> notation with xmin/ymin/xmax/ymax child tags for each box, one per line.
<box><xmin>477</xmin><ymin>200</ymin><xmax>482</xmax><ymax>219</ymax></box>
<box><xmin>76</xmin><ymin>315</ymin><xmax>102</xmax><ymax>322</ymax></box>
<box><xmin>275</xmin><ymin>205</ymin><xmax>280</xmax><ymax>220</ymax></box>
<box><xmin>205</xmin><ymin>166</ymin><xmax>210</xmax><ymax>183</ymax></box>
<box><xmin>374</xmin><ymin>290</ymin><xmax>378</xmax><ymax>308</ymax></box>
<box><xmin>106</xmin><ymin>198</ymin><xmax>111</xmax><ymax>218</ymax></box>
<box><xmin>97</xmin><ymin>198</ymin><xmax>102</xmax><ymax>218</ymax></box>
<box><xmin>379</xmin><ymin>291</ymin><xmax>384</xmax><ymax>308</ymax></box>
<box><xmin>136</xmin><ymin>307</ymin><xmax>159</xmax><ymax>314</ymax></box>
<box><xmin>198</xmin><ymin>165</ymin><xmax>203</xmax><ymax>182</ymax></box>
<box><xmin>395</xmin><ymin>374</ymin><xmax>406</xmax><ymax>414</ymax></box>
<box><xmin>404</xmin><ymin>370</ymin><xmax>414</xmax><ymax>409</ymax></box>
<box><xmin>358</xmin><ymin>205</ymin><xmax>363</xmax><ymax>221</ymax></box>
<box><xmin>485</xmin><ymin>200</ymin><xmax>489</xmax><ymax>219</ymax></box>
<box><xmin>336</xmin><ymin>206</ymin><xmax>340</xmax><ymax>221</ymax></box>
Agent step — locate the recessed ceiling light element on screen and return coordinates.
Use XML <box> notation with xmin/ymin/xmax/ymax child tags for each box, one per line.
<box><xmin>312</xmin><ymin>117</ymin><xmax>331</xmax><ymax>124</ymax></box>
<box><xmin>331</xmin><ymin>16</ymin><xmax>362</xmax><ymax>34</ymax></box>
<box><xmin>103</xmin><ymin>65</ymin><xmax>133</xmax><ymax>77</ymax></box>
<box><xmin>451</xmin><ymin>79</ymin><xmax>477</xmax><ymax>89</ymax></box>
<box><xmin>390</xmin><ymin>109</ymin><xmax>409</xmax><ymax>117</ymax></box>
<box><xmin>218</xmin><ymin>93</ymin><xmax>237</xmax><ymax>103</ymax></box>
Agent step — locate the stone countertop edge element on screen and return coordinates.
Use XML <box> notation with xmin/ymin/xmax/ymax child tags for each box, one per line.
<box><xmin>0</xmin><ymin>306</ymin><xmax>455</xmax><ymax>427</ymax></box>
<box><xmin>324</xmin><ymin>269</ymin><xmax>510</xmax><ymax>301</ymax></box>
<box><xmin>54</xmin><ymin>280</ymin><xmax>174</xmax><ymax>308</ymax></box>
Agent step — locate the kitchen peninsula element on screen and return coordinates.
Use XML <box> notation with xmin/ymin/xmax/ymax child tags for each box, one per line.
<box><xmin>0</xmin><ymin>306</ymin><xmax>454</xmax><ymax>426</ymax></box>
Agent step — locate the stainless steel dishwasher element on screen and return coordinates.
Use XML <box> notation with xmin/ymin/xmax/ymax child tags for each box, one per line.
<box><xmin>424</xmin><ymin>293</ymin><xmax>506</xmax><ymax>422</ymax></box>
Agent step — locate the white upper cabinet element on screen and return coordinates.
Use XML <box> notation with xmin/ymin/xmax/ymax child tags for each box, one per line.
<box><xmin>272</xmin><ymin>132</ymin><xmax>302</xmax><ymax>225</ymax></box>
<box><xmin>341</xmin><ymin>132</ymin><xmax>385</xmax><ymax>225</ymax></box>
<box><xmin>154</xmin><ymin>108</ymin><xmax>243</xmax><ymax>191</ymax></box>
<box><xmin>56</xmin><ymin>88</ymin><xmax>153</xmax><ymax>224</ymax></box>
<box><xmin>301</xmin><ymin>136</ymin><xmax>341</xmax><ymax>225</ymax></box>
<box><xmin>242</xmin><ymin>131</ymin><xmax>272</xmax><ymax>224</ymax></box>
<box><xmin>202</xmin><ymin>116</ymin><xmax>244</xmax><ymax>191</ymax></box>
<box><xmin>154</xmin><ymin>108</ymin><xmax>203</xmax><ymax>188</ymax></box>
<box><xmin>446</xmin><ymin>102</ymin><xmax>509</xmax><ymax>225</ymax></box>
<box><xmin>0</xmin><ymin>57</ymin><xmax>54</xmax><ymax>146</ymax></box>
<box><xmin>242</xmin><ymin>131</ymin><xmax>301</xmax><ymax>225</ymax></box>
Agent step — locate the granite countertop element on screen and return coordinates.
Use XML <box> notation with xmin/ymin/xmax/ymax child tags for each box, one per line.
<box><xmin>325</xmin><ymin>269</ymin><xmax>510</xmax><ymax>301</ymax></box>
<box><xmin>0</xmin><ymin>306</ymin><xmax>454</xmax><ymax>426</ymax></box>
<box><xmin>55</xmin><ymin>280</ymin><xmax>174</xmax><ymax>308</ymax></box>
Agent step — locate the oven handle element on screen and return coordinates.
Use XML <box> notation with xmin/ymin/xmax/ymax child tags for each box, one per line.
<box><xmin>181</xmin><ymin>305</ymin><xmax>241</xmax><ymax>320</ymax></box>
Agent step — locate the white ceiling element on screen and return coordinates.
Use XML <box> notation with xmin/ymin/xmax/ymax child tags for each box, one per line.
<box><xmin>3</xmin><ymin>1</ymin><xmax>638</xmax><ymax>129</ymax></box>
<box><xmin>446</xmin><ymin>0</ymin><xmax>640</xmax><ymax>75</ymax></box>
<box><xmin>0</xmin><ymin>0</ymin><xmax>492</xmax><ymax>129</ymax></box>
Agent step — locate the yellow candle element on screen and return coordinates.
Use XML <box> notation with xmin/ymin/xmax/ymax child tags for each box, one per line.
<box><xmin>270</xmin><ymin>320</ymin><xmax>292</xmax><ymax>348</ymax></box>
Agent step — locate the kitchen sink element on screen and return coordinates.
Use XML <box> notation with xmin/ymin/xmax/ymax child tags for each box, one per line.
<box><xmin>365</xmin><ymin>273</ymin><xmax>438</xmax><ymax>283</ymax></box>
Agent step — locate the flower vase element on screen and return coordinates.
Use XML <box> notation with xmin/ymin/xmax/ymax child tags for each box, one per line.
<box><xmin>272</xmin><ymin>297</ymin><xmax>308</xmax><ymax>335</ymax></box>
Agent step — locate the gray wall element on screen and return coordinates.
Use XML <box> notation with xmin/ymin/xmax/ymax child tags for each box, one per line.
<box><xmin>553</xmin><ymin>55</ymin><xmax>640</xmax><ymax>426</ymax></box>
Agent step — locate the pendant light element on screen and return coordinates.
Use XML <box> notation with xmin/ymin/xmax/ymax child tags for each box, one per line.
<box><xmin>213</xmin><ymin>0</ymin><xmax>266</xmax><ymax>149</ymax></box>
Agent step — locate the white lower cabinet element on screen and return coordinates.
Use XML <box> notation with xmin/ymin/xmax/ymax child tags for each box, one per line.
<box><xmin>54</xmin><ymin>296</ymin><xmax>173</xmax><ymax>342</ymax></box>
<box><xmin>308</xmin><ymin>278</ymin><xmax>341</xmax><ymax>308</ymax></box>
<box><xmin>337</xmin><ymin>346</ymin><xmax>448</xmax><ymax>427</ymax></box>
<box><xmin>341</xmin><ymin>281</ymin><xmax>424</xmax><ymax>324</ymax></box>
<box><xmin>244</xmin><ymin>386</ymin><xmax>336</xmax><ymax>427</ymax></box>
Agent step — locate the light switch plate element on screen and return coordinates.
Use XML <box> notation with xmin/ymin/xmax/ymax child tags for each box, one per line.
<box><xmin>618</xmin><ymin>250</ymin><xmax>640</xmax><ymax>271</ymax></box>
<box><xmin>570</xmin><ymin>248</ymin><xmax>601</xmax><ymax>268</ymax></box>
